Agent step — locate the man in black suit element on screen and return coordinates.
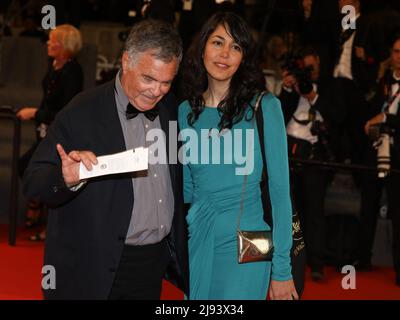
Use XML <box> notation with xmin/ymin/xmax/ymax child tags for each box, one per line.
<box><xmin>355</xmin><ymin>34</ymin><xmax>400</xmax><ymax>286</ymax></box>
<box><xmin>333</xmin><ymin>0</ymin><xmax>384</xmax><ymax>164</ymax></box>
<box><xmin>23</xmin><ymin>20</ymin><xmax>189</xmax><ymax>299</ymax></box>
<box><xmin>299</xmin><ymin>0</ymin><xmax>341</xmax><ymax>80</ymax></box>
<box><xmin>279</xmin><ymin>46</ymin><xmax>345</xmax><ymax>281</ymax></box>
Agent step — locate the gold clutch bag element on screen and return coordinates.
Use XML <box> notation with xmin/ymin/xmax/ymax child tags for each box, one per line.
<box><xmin>237</xmin><ymin>230</ymin><xmax>274</xmax><ymax>264</ymax></box>
<box><xmin>236</xmin><ymin>92</ymin><xmax>274</xmax><ymax>264</ymax></box>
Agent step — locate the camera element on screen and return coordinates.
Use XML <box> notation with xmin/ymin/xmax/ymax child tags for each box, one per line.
<box><xmin>291</xmin><ymin>107</ymin><xmax>335</xmax><ymax>161</ymax></box>
<box><xmin>310</xmin><ymin>119</ymin><xmax>335</xmax><ymax>162</ymax></box>
<box><xmin>283</xmin><ymin>55</ymin><xmax>314</xmax><ymax>95</ymax></box>
<box><xmin>367</xmin><ymin>124</ymin><xmax>393</xmax><ymax>142</ymax></box>
<box><xmin>368</xmin><ymin>124</ymin><xmax>393</xmax><ymax>178</ymax></box>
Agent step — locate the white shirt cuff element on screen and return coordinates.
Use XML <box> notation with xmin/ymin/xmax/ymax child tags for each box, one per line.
<box><xmin>68</xmin><ymin>181</ymin><xmax>87</xmax><ymax>192</ymax></box>
<box><xmin>310</xmin><ymin>94</ymin><xmax>319</xmax><ymax>106</ymax></box>
<box><xmin>283</xmin><ymin>86</ymin><xmax>293</xmax><ymax>93</ymax></box>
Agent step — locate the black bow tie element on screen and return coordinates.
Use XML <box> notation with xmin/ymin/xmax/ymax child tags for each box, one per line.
<box><xmin>339</xmin><ymin>28</ymin><xmax>355</xmax><ymax>46</ymax></box>
<box><xmin>126</xmin><ymin>103</ymin><xmax>159</xmax><ymax>121</ymax></box>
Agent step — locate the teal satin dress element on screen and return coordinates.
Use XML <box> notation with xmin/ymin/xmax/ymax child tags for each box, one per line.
<box><xmin>178</xmin><ymin>94</ymin><xmax>293</xmax><ymax>300</ymax></box>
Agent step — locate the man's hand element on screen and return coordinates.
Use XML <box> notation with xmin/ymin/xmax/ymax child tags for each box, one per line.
<box><xmin>56</xmin><ymin>144</ymin><xmax>98</xmax><ymax>188</ymax></box>
<box><xmin>16</xmin><ymin>107</ymin><xmax>37</xmax><ymax>121</ymax></box>
<box><xmin>269</xmin><ymin>279</ymin><xmax>299</xmax><ymax>300</ymax></box>
<box><xmin>282</xmin><ymin>70</ymin><xmax>297</xmax><ymax>90</ymax></box>
<box><xmin>365</xmin><ymin>113</ymin><xmax>385</xmax><ymax>135</ymax></box>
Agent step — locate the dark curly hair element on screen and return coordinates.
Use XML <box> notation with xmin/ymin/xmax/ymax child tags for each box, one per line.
<box><xmin>181</xmin><ymin>12</ymin><xmax>266</xmax><ymax>130</ymax></box>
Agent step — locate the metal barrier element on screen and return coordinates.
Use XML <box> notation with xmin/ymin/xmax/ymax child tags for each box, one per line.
<box><xmin>0</xmin><ymin>105</ymin><xmax>21</xmax><ymax>246</ymax></box>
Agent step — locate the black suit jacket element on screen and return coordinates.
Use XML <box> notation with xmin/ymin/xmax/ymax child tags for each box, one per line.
<box><xmin>335</xmin><ymin>15</ymin><xmax>385</xmax><ymax>93</ymax></box>
<box><xmin>35</xmin><ymin>59</ymin><xmax>83</xmax><ymax>126</ymax></box>
<box><xmin>23</xmin><ymin>80</ymin><xmax>189</xmax><ymax>299</ymax></box>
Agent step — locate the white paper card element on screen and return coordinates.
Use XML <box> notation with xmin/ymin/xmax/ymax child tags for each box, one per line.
<box><xmin>79</xmin><ymin>147</ymin><xmax>148</xmax><ymax>180</ymax></box>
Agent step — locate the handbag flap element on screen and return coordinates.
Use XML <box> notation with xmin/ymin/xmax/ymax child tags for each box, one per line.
<box><xmin>239</xmin><ymin>230</ymin><xmax>274</xmax><ymax>255</ymax></box>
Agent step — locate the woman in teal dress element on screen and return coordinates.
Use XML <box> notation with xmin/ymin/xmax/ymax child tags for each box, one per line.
<box><xmin>178</xmin><ymin>12</ymin><xmax>298</xmax><ymax>300</ymax></box>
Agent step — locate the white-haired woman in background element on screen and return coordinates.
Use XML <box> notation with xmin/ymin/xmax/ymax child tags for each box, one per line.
<box><xmin>17</xmin><ymin>24</ymin><xmax>84</xmax><ymax>241</ymax></box>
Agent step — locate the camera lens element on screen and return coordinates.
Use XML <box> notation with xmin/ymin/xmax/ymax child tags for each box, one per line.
<box><xmin>299</xmin><ymin>80</ymin><xmax>313</xmax><ymax>95</ymax></box>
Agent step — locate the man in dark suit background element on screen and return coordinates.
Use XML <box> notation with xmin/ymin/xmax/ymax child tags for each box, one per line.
<box><xmin>300</xmin><ymin>0</ymin><xmax>341</xmax><ymax>80</ymax></box>
<box><xmin>279</xmin><ymin>46</ymin><xmax>345</xmax><ymax>282</ymax></box>
<box><xmin>23</xmin><ymin>19</ymin><xmax>189</xmax><ymax>300</ymax></box>
<box><xmin>333</xmin><ymin>0</ymin><xmax>384</xmax><ymax>164</ymax></box>
<box><xmin>355</xmin><ymin>33</ymin><xmax>400</xmax><ymax>286</ymax></box>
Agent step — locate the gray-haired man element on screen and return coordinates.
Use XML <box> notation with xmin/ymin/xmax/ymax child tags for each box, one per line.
<box><xmin>23</xmin><ymin>20</ymin><xmax>189</xmax><ymax>300</ymax></box>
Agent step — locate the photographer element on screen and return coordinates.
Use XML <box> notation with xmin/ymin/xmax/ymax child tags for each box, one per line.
<box><xmin>279</xmin><ymin>46</ymin><xmax>345</xmax><ymax>281</ymax></box>
<box><xmin>355</xmin><ymin>34</ymin><xmax>400</xmax><ymax>287</ymax></box>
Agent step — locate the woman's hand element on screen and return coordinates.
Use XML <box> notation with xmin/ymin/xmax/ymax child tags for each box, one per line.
<box><xmin>365</xmin><ymin>113</ymin><xmax>385</xmax><ymax>135</ymax></box>
<box><xmin>16</xmin><ymin>107</ymin><xmax>38</xmax><ymax>121</ymax></box>
<box><xmin>269</xmin><ymin>279</ymin><xmax>299</xmax><ymax>300</ymax></box>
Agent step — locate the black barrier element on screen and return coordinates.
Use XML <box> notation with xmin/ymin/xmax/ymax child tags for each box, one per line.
<box><xmin>0</xmin><ymin>105</ymin><xmax>21</xmax><ymax>246</ymax></box>
<box><xmin>0</xmin><ymin>105</ymin><xmax>398</xmax><ymax>247</ymax></box>
<box><xmin>290</xmin><ymin>157</ymin><xmax>400</xmax><ymax>175</ymax></box>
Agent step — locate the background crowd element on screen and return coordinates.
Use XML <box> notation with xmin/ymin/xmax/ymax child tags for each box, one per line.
<box><xmin>1</xmin><ymin>0</ymin><xmax>400</xmax><ymax>288</ymax></box>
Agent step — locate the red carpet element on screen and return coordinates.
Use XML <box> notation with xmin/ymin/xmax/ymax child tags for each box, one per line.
<box><xmin>1</xmin><ymin>225</ymin><xmax>399</xmax><ymax>300</ymax></box>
